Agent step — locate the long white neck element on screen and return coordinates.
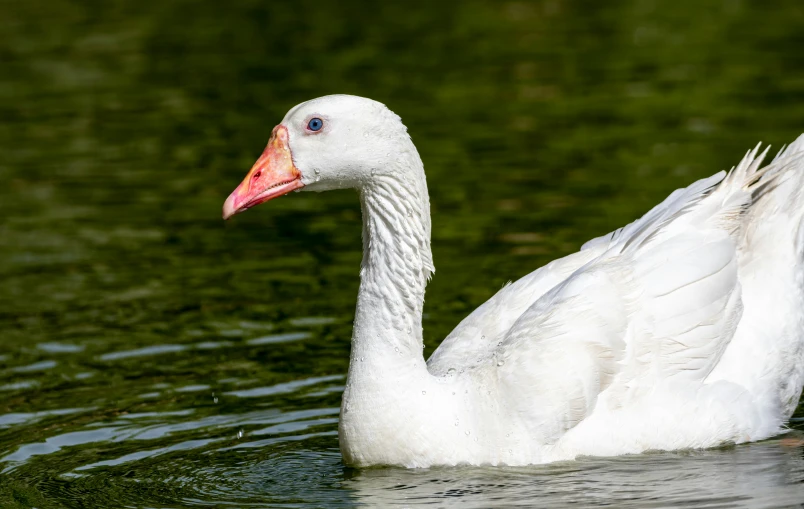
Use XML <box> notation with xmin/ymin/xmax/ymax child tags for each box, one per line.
<box><xmin>335</xmin><ymin>138</ymin><xmax>507</xmax><ymax>468</ymax></box>
<box><xmin>338</xmin><ymin>145</ymin><xmax>451</xmax><ymax>465</ymax></box>
<box><xmin>358</xmin><ymin>180</ymin><xmax>431</xmax><ymax>340</ymax></box>
<box><xmin>348</xmin><ymin>145</ymin><xmax>432</xmax><ymax>370</ymax></box>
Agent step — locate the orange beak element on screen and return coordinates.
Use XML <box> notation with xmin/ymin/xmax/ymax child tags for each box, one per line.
<box><xmin>222</xmin><ymin>125</ymin><xmax>304</xmax><ymax>220</ymax></box>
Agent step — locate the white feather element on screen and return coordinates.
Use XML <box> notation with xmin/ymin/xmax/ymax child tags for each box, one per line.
<box><xmin>250</xmin><ymin>95</ymin><xmax>804</xmax><ymax>467</ymax></box>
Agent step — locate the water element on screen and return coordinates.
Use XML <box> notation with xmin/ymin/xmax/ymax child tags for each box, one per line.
<box><xmin>2</xmin><ymin>0</ymin><xmax>804</xmax><ymax>506</ymax></box>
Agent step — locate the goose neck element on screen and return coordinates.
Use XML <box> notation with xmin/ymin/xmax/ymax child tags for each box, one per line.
<box><xmin>352</xmin><ymin>171</ymin><xmax>432</xmax><ymax>361</ymax></box>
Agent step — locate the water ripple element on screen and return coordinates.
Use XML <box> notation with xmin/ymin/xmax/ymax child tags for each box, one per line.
<box><xmin>224</xmin><ymin>375</ymin><xmax>344</xmax><ymax>399</ymax></box>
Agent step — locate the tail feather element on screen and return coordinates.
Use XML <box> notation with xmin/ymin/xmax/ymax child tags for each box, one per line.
<box><xmin>721</xmin><ymin>133</ymin><xmax>804</xmax><ymax>419</ymax></box>
<box><xmin>582</xmin><ymin>134</ymin><xmax>804</xmax><ymax>256</ymax></box>
<box><xmin>748</xmin><ymin>135</ymin><xmax>804</xmax><ymax>213</ymax></box>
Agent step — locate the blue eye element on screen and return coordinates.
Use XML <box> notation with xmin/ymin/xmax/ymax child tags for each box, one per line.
<box><xmin>307</xmin><ymin>117</ymin><xmax>323</xmax><ymax>132</ymax></box>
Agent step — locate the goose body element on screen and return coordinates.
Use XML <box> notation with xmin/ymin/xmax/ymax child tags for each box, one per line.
<box><xmin>223</xmin><ymin>95</ymin><xmax>804</xmax><ymax>467</ymax></box>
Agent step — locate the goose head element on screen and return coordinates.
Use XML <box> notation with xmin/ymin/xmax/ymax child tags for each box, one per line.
<box><xmin>222</xmin><ymin>94</ymin><xmax>414</xmax><ymax>219</ymax></box>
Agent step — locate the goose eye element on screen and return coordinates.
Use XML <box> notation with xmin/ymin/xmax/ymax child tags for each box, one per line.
<box><xmin>307</xmin><ymin>118</ymin><xmax>323</xmax><ymax>132</ymax></box>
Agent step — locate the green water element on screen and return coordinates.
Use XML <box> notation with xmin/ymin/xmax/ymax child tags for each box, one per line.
<box><xmin>2</xmin><ymin>0</ymin><xmax>804</xmax><ymax>507</ymax></box>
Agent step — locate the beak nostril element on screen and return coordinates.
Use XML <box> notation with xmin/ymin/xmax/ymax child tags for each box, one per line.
<box><xmin>253</xmin><ymin>171</ymin><xmax>262</xmax><ymax>179</ymax></box>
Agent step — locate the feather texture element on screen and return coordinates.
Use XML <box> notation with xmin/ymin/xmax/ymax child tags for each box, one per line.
<box><xmin>247</xmin><ymin>95</ymin><xmax>804</xmax><ymax>467</ymax></box>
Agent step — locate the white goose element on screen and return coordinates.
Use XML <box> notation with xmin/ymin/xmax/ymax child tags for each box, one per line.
<box><xmin>223</xmin><ymin>95</ymin><xmax>804</xmax><ymax>468</ymax></box>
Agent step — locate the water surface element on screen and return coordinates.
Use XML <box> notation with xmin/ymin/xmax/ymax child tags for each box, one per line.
<box><xmin>2</xmin><ymin>0</ymin><xmax>804</xmax><ymax>507</ymax></box>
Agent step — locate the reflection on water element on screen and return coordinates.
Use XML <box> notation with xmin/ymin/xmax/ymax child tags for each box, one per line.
<box><xmin>346</xmin><ymin>441</ymin><xmax>804</xmax><ymax>507</ymax></box>
<box><xmin>2</xmin><ymin>0</ymin><xmax>804</xmax><ymax>507</ymax></box>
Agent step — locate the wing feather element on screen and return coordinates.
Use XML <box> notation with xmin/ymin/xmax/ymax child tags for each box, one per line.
<box><xmin>493</xmin><ymin>145</ymin><xmax>779</xmax><ymax>440</ymax></box>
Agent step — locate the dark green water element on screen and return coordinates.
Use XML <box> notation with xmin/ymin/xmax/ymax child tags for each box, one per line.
<box><xmin>2</xmin><ymin>0</ymin><xmax>804</xmax><ymax>507</ymax></box>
